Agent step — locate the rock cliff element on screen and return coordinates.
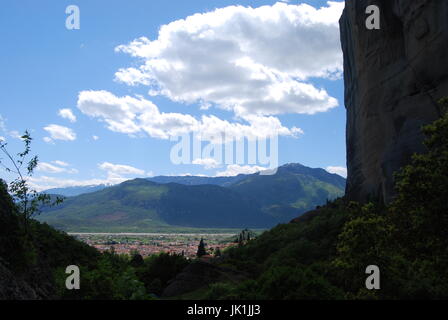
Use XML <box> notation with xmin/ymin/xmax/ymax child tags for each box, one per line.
<box><xmin>340</xmin><ymin>0</ymin><xmax>448</xmax><ymax>203</ymax></box>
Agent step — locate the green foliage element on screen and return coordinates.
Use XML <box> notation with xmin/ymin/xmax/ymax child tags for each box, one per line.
<box><xmin>130</xmin><ymin>251</ymin><xmax>144</xmax><ymax>267</ymax></box>
<box><xmin>54</xmin><ymin>249</ymin><xmax>191</xmax><ymax>300</ymax></box>
<box><xmin>0</xmin><ymin>179</ymin><xmax>30</xmax><ymax>272</ymax></box>
<box><xmin>391</xmin><ymin>103</ymin><xmax>448</xmax><ymax>258</ymax></box>
<box><xmin>135</xmin><ymin>252</ymin><xmax>190</xmax><ymax>296</ymax></box>
<box><xmin>55</xmin><ymin>251</ymin><xmax>149</xmax><ymax>300</ymax></box>
<box><xmin>202</xmin><ymin>198</ymin><xmax>350</xmax><ymax>299</ymax></box>
<box><xmin>257</xmin><ymin>265</ymin><xmax>344</xmax><ymax>300</ymax></box>
<box><xmin>204</xmin><ymin>280</ymin><xmax>265</xmax><ymax>300</ymax></box>
<box><xmin>332</xmin><ymin>100</ymin><xmax>448</xmax><ymax>299</ymax></box>
<box><xmin>4</xmin><ymin>103</ymin><xmax>448</xmax><ymax>300</ymax></box>
<box><xmin>205</xmin><ymin>105</ymin><xmax>448</xmax><ymax>299</ymax></box>
<box><xmin>204</xmin><ymin>282</ymin><xmax>239</xmax><ymax>300</ymax></box>
<box><xmin>0</xmin><ymin>132</ymin><xmax>63</xmax><ymax>233</ymax></box>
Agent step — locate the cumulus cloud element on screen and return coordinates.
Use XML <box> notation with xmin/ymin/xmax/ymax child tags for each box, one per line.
<box><xmin>28</xmin><ymin>162</ymin><xmax>151</xmax><ymax>191</ymax></box>
<box><xmin>326</xmin><ymin>166</ymin><xmax>347</xmax><ymax>178</ymax></box>
<box><xmin>27</xmin><ymin>176</ymin><xmax>117</xmax><ymax>192</ymax></box>
<box><xmin>215</xmin><ymin>164</ymin><xmax>267</xmax><ymax>176</ymax></box>
<box><xmin>9</xmin><ymin>130</ymin><xmax>22</xmax><ymax>139</ymax></box>
<box><xmin>97</xmin><ymin>162</ymin><xmax>153</xmax><ymax>187</ymax></box>
<box><xmin>58</xmin><ymin>108</ymin><xmax>77</xmax><ymax>122</ymax></box>
<box><xmin>52</xmin><ymin>160</ymin><xmax>69</xmax><ymax>167</ymax></box>
<box><xmin>37</xmin><ymin>162</ymin><xmax>78</xmax><ymax>174</ymax></box>
<box><xmin>192</xmin><ymin>158</ymin><xmax>221</xmax><ymax>169</ymax></box>
<box><xmin>77</xmin><ymin>90</ymin><xmax>302</xmax><ymax>142</ymax></box>
<box><xmin>115</xmin><ymin>1</ymin><xmax>343</xmax><ymax>117</ymax></box>
<box><xmin>98</xmin><ymin>162</ymin><xmax>147</xmax><ymax>176</ymax></box>
<box><xmin>43</xmin><ymin>124</ymin><xmax>76</xmax><ymax>142</ymax></box>
<box><xmin>43</xmin><ymin>137</ymin><xmax>53</xmax><ymax>144</ymax></box>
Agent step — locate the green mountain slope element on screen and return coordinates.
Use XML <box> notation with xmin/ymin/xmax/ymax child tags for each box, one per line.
<box><xmin>38</xmin><ymin>163</ymin><xmax>345</xmax><ymax>232</ymax></box>
<box><xmin>229</xmin><ymin>163</ymin><xmax>345</xmax><ymax>221</ymax></box>
<box><xmin>147</xmin><ymin>175</ymin><xmax>246</xmax><ymax>187</ymax></box>
<box><xmin>38</xmin><ymin>179</ymin><xmax>275</xmax><ymax>231</ymax></box>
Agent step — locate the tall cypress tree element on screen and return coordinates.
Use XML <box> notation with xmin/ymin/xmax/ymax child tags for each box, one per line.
<box><xmin>197</xmin><ymin>238</ymin><xmax>207</xmax><ymax>257</ymax></box>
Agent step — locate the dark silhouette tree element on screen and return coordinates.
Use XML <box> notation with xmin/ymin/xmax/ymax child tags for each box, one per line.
<box><xmin>130</xmin><ymin>250</ymin><xmax>144</xmax><ymax>267</ymax></box>
<box><xmin>197</xmin><ymin>238</ymin><xmax>207</xmax><ymax>257</ymax></box>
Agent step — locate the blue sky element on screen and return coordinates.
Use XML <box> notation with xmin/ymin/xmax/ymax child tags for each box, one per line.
<box><xmin>0</xmin><ymin>0</ymin><xmax>347</xmax><ymax>190</ymax></box>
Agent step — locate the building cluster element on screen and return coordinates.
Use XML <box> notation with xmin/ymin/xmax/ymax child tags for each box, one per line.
<box><xmin>75</xmin><ymin>234</ymin><xmax>235</xmax><ymax>259</ymax></box>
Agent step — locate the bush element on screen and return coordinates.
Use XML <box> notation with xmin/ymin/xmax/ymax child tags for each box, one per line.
<box><xmin>135</xmin><ymin>252</ymin><xmax>190</xmax><ymax>296</ymax></box>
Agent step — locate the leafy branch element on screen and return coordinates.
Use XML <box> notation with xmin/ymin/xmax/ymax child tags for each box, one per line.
<box><xmin>0</xmin><ymin>131</ymin><xmax>63</xmax><ymax>234</ymax></box>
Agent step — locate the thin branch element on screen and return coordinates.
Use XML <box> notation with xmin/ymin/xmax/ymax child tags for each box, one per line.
<box><xmin>0</xmin><ymin>146</ymin><xmax>25</xmax><ymax>182</ymax></box>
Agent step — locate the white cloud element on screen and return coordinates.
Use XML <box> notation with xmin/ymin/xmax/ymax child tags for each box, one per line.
<box><xmin>28</xmin><ymin>162</ymin><xmax>151</xmax><ymax>191</ymax></box>
<box><xmin>98</xmin><ymin>162</ymin><xmax>146</xmax><ymax>176</ymax></box>
<box><xmin>326</xmin><ymin>166</ymin><xmax>347</xmax><ymax>178</ymax></box>
<box><xmin>27</xmin><ymin>176</ymin><xmax>117</xmax><ymax>192</ymax></box>
<box><xmin>37</xmin><ymin>162</ymin><xmax>66</xmax><ymax>174</ymax></box>
<box><xmin>77</xmin><ymin>90</ymin><xmax>303</xmax><ymax>142</ymax></box>
<box><xmin>43</xmin><ymin>137</ymin><xmax>53</xmax><ymax>144</ymax></box>
<box><xmin>97</xmin><ymin>162</ymin><xmax>152</xmax><ymax>187</ymax></box>
<box><xmin>9</xmin><ymin>130</ymin><xmax>22</xmax><ymax>139</ymax></box>
<box><xmin>115</xmin><ymin>1</ymin><xmax>343</xmax><ymax>117</ymax></box>
<box><xmin>92</xmin><ymin>135</ymin><xmax>99</xmax><ymax>141</ymax></box>
<box><xmin>215</xmin><ymin>164</ymin><xmax>267</xmax><ymax>176</ymax></box>
<box><xmin>192</xmin><ymin>158</ymin><xmax>221</xmax><ymax>169</ymax></box>
<box><xmin>0</xmin><ymin>116</ymin><xmax>27</xmax><ymax>141</ymax></box>
<box><xmin>58</xmin><ymin>108</ymin><xmax>77</xmax><ymax>122</ymax></box>
<box><xmin>52</xmin><ymin>160</ymin><xmax>69</xmax><ymax>167</ymax></box>
<box><xmin>43</xmin><ymin>124</ymin><xmax>76</xmax><ymax>142</ymax></box>
<box><xmin>37</xmin><ymin>162</ymin><xmax>78</xmax><ymax>174</ymax></box>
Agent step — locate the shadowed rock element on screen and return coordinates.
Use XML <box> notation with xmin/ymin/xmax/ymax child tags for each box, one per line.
<box><xmin>340</xmin><ymin>0</ymin><xmax>448</xmax><ymax>203</ymax></box>
<box><xmin>162</xmin><ymin>261</ymin><xmax>247</xmax><ymax>298</ymax></box>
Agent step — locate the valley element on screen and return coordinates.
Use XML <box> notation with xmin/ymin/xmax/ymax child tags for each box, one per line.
<box><xmin>38</xmin><ymin>163</ymin><xmax>346</xmax><ymax>232</ymax></box>
<box><xmin>70</xmin><ymin>232</ymin><xmax>243</xmax><ymax>259</ymax></box>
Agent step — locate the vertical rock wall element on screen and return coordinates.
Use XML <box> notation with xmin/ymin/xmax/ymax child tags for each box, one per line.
<box><xmin>340</xmin><ymin>0</ymin><xmax>448</xmax><ymax>203</ymax></box>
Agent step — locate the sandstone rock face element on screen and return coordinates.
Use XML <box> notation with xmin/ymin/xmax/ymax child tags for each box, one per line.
<box><xmin>340</xmin><ymin>0</ymin><xmax>448</xmax><ymax>203</ymax></box>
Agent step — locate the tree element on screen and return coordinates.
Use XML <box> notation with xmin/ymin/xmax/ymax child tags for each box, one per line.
<box><xmin>130</xmin><ymin>250</ymin><xmax>144</xmax><ymax>267</ymax></box>
<box><xmin>197</xmin><ymin>238</ymin><xmax>207</xmax><ymax>257</ymax></box>
<box><xmin>333</xmin><ymin>98</ymin><xmax>448</xmax><ymax>298</ymax></box>
<box><xmin>0</xmin><ymin>131</ymin><xmax>63</xmax><ymax>234</ymax></box>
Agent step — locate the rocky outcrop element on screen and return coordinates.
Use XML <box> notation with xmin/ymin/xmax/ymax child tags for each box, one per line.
<box><xmin>162</xmin><ymin>261</ymin><xmax>247</xmax><ymax>298</ymax></box>
<box><xmin>0</xmin><ymin>259</ymin><xmax>39</xmax><ymax>300</ymax></box>
<box><xmin>340</xmin><ymin>0</ymin><xmax>448</xmax><ymax>203</ymax></box>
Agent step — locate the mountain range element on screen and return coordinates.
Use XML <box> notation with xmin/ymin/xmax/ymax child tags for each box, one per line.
<box><xmin>38</xmin><ymin>163</ymin><xmax>345</xmax><ymax>231</ymax></box>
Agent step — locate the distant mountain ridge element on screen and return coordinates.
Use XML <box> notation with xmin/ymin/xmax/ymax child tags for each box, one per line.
<box><xmin>41</xmin><ymin>174</ymin><xmax>247</xmax><ymax>197</ymax></box>
<box><xmin>43</xmin><ymin>184</ymin><xmax>109</xmax><ymax>197</ymax></box>
<box><xmin>39</xmin><ymin>163</ymin><xmax>345</xmax><ymax>231</ymax></box>
<box><xmin>43</xmin><ymin>163</ymin><xmax>344</xmax><ymax>197</ymax></box>
<box><xmin>147</xmin><ymin>174</ymin><xmax>247</xmax><ymax>187</ymax></box>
